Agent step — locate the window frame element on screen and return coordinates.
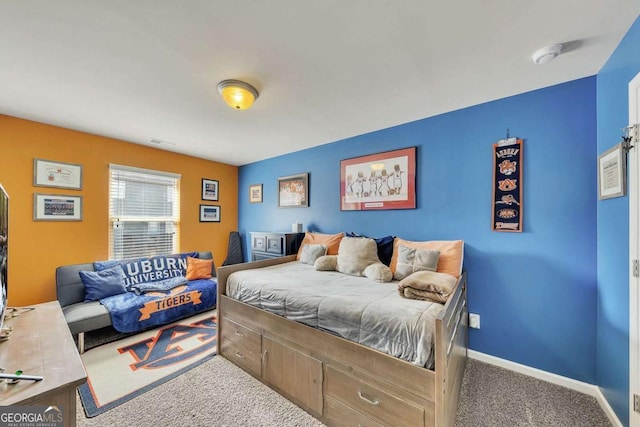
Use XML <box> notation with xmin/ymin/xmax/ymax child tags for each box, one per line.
<box><xmin>108</xmin><ymin>164</ymin><xmax>181</xmax><ymax>260</ymax></box>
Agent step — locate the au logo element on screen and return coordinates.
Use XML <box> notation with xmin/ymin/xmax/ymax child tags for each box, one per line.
<box><xmin>119</xmin><ymin>316</ymin><xmax>217</xmax><ymax>370</ymax></box>
<box><xmin>498</xmin><ymin>179</ymin><xmax>517</xmax><ymax>191</ymax></box>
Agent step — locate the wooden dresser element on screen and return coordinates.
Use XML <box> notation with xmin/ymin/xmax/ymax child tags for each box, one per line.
<box><xmin>250</xmin><ymin>231</ymin><xmax>304</xmax><ymax>261</ymax></box>
<box><xmin>0</xmin><ymin>301</ymin><xmax>86</xmax><ymax>427</ymax></box>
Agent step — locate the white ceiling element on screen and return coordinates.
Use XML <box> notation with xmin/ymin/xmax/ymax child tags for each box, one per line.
<box><xmin>1</xmin><ymin>1</ymin><xmax>639</xmax><ymax>166</ymax></box>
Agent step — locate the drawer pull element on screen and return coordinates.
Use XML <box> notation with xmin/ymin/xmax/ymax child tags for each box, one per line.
<box><xmin>357</xmin><ymin>391</ymin><xmax>380</xmax><ymax>406</ymax></box>
<box><xmin>262</xmin><ymin>350</ymin><xmax>268</xmax><ymax>365</ymax></box>
<box><xmin>234</xmin><ymin>330</ymin><xmax>244</xmax><ymax>337</ymax></box>
<box><xmin>235</xmin><ymin>351</ymin><xmax>245</xmax><ymax>359</ymax></box>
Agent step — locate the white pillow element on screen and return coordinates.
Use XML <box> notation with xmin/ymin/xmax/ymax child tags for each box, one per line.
<box><xmin>335</xmin><ymin>237</ymin><xmax>380</xmax><ymax>276</ymax></box>
<box><xmin>335</xmin><ymin>237</ymin><xmax>392</xmax><ymax>282</ymax></box>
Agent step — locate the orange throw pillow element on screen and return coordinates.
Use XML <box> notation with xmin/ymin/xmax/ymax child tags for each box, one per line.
<box><xmin>296</xmin><ymin>232</ymin><xmax>344</xmax><ymax>260</ymax></box>
<box><xmin>390</xmin><ymin>238</ymin><xmax>464</xmax><ymax>278</ymax></box>
<box><xmin>185</xmin><ymin>257</ymin><xmax>213</xmax><ymax>280</ymax></box>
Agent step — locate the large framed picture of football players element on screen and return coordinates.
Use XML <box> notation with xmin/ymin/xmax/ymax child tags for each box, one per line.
<box><xmin>340</xmin><ymin>147</ymin><xmax>416</xmax><ymax>211</ymax></box>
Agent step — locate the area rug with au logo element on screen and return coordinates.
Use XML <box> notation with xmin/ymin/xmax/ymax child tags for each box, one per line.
<box><xmin>78</xmin><ymin>311</ymin><xmax>217</xmax><ymax>417</ymax></box>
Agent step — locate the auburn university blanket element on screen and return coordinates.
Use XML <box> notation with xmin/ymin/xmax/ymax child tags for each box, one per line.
<box><xmin>100</xmin><ymin>278</ymin><xmax>217</xmax><ymax>333</ymax></box>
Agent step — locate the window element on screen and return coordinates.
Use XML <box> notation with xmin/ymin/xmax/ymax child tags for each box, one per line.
<box><xmin>109</xmin><ymin>164</ymin><xmax>180</xmax><ymax>259</ymax></box>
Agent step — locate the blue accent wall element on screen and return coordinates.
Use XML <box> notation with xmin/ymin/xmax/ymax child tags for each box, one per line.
<box><xmin>239</xmin><ymin>77</ymin><xmax>598</xmax><ymax>383</ymax></box>
<box><xmin>596</xmin><ymin>15</ymin><xmax>640</xmax><ymax>426</ymax></box>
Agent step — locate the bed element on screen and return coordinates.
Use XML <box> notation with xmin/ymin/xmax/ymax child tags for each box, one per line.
<box><xmin>217</xmin><ymin>255</ymin><xmax>467</xmax><ymax>427</ymax></box>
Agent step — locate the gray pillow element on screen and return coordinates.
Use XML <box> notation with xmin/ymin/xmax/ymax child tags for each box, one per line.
<box><xmin>299</xmin><ymin>244</ymin><xmax>328</xmax><ymax>265</ymax></box>
<box><xmin>393</xmin><ymin>245</ymin><xmax>440</xmax><ymax>281</ymax></box>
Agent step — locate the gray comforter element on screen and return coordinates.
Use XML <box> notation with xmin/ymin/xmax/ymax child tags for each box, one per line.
<box><xmin>227</xmin><ymin>262</ymin><xmax>444</xmax><ymax>368</ymax></box>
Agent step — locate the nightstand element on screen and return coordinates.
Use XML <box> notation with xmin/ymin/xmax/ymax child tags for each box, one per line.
<box><xmin>250</xmin><ymin>232</ymin><xmax>305</xmax><ymax>261</ymax></box>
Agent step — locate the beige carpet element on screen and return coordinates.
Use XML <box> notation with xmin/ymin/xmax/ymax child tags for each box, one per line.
<box><xmin>76</xmin><ymin>355</ymin><xmax>324</xmax><ymax>427</ymax></box>
<box><xmin>77</xmin><ymin>356</ymin><xmax>613</xmax><ymax>427</ymax></box>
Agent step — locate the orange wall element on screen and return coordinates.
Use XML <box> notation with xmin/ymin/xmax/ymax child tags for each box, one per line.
<box><xmin>0</xmin><ymin>115</ymin><xmax>238</xmax><ymax>306</ymax></box>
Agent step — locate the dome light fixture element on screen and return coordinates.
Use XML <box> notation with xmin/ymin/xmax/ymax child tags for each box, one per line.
<box><xmin>531</xmin><ymin>44</ymin><xmax>563</xmax><ymax>65</ymax></box>
<box><xmin>217</xmin><ymin>79</ymin><xmax>259</xmax><ymax>110</ymax></box>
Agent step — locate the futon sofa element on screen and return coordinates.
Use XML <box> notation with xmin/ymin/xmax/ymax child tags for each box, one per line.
<box><xmin>56</xmin><ymin>251</ymin><xmax>217</xmax><ymax>353</ymax></box>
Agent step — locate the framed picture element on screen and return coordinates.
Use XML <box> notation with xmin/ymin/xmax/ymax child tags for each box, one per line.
<box><xmin>340</xmin><ymin>146</ymin><xmax>416</xmax><ymax>211</ymax></box>
<box><xmin>33</xmin><ymin>158</ymin><xmax>83</xmax><ymax>190</ymax></box>
<box><xmin>249</xmin><ymin>183</ymin><xmax>263</xmax><ymax>203</ymax></box>
<box><xmin>201</xmin><ymin>179</ymin><xmax>219</xmax><ymax>201</ymax></box>
<box><xmin>199</xmin><ymin>204</ymin><xmax>220</xmax><ymax>222</ymax></box>
<box><xmin>33</xmin><ymin>193</ymin><xmax>82</xmax><ymax>221</ymax></box>
<box><xmin>598</xmin><ymin>143</ymin><xmax>626</xmax><ymax>200</ymax></box>
<box><xmin>278</xmin><ymin>173</ymin><xmax>309</xmax><ymax>208</ymax></box>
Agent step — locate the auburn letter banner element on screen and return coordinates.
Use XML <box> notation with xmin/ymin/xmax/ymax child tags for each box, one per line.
<box><xmin>492</xmin><ymin>138</ymin><xmax>523</xmax><ymax>232</ymax></box>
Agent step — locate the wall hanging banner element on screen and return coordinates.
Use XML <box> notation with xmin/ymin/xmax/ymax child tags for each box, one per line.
<box><xmin>492</xmin><ymin>138</ymin><xmax>523</xmax><ymax>232</ymax></box>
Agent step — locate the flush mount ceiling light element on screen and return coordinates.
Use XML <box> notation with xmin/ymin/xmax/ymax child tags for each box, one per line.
<box><xmin>531</xmin><ymin>44</ymin><xmax>563</xmax><ymax>65</ymax></box>
<box><xmin>217</xmin><ymin>79</ymin><xmax>259</xmax><ymax>110</ymax></box>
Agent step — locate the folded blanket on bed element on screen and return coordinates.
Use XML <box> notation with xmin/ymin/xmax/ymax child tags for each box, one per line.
<box><xmin>397</xmin><ymin>270</ymin><xmax>457</xmax><ymax>303</ymax></box>
<box><xmin>130</xmin><ymin>275</ymin><xmax>189</xmax><ymax>295</ymax></box>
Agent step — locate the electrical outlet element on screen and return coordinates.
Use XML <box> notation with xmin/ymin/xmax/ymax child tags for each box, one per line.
<box><xmin>469</xmin><ymin>313</ymin><xmax>480</xmax><ymax>329</ymax></box>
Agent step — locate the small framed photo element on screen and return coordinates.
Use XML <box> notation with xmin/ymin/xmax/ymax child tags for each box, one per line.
<box><xmin>598</xmin><ymin>143</ymin><xmax>626</xmax><ymax>200</ymax></box>
<box><xmin>33</xmin><ymin>158</ymin><xmax>83</xmax><ymax>190</ymax></box>
<box><xmin>278</xmin><ymin>173</ymin><xmax>309</xmax><ymax>208</ymax></box>
<box><xmin>199</xmin><ymin>204</ymin><xmax>220</xmax><ymax>222</ymax></box>
<box><xmin>249</xmin><ymin>183</ymin><xmax>263</xmax><ymax>203</ymax></box>
<box><xmin>201</xmin><ymin>178</ymin><xmax>219</xmax><ymax>201</ymax></box>
<box><xmin>34</xmin><ymin>193</ymin><xmax>83</xmax><ymax>221</ymax></box>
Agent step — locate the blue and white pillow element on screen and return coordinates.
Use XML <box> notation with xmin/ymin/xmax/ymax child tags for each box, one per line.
<box><xmin>79</xmin><ymin>266</ymin><xmax>127</xmax><ymax>301</ymax></box>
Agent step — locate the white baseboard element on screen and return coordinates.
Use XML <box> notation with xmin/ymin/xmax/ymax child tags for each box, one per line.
<box><xmin>468</xmin><ymin>350</ymin><xmax>622</xmax><ymax>427</ymax></box>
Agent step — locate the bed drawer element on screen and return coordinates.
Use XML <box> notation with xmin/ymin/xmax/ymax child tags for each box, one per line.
<box><xmin>221</xmin><ymin>339</ymin><xmax>262</xmax><ymax>377</ymax></box>
<box><xmin>220</xmin><ymin>317</ymin><xmax>261</xmax><ymax>354</ymax></box>
<box><xmin>325</xmin><ymin>366</ymin><xmax>423</xmax><ymax>427</ymax></box>
<box><xmin>325</xmin><ymin>395</ymin><xmax>383</xmax><ymax>427</ymax></box>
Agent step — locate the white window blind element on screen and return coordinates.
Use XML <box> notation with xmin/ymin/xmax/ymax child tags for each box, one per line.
<box><xmin>109</xmin><ymin>164</ymin><xmax>181</xmax><ymax>259</ymax></box>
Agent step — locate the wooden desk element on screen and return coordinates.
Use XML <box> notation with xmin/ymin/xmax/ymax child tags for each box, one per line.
<box><xmin>0</xmin><ymin>301</ymin><xmax>86</xmax><ymax>427</ymax></box>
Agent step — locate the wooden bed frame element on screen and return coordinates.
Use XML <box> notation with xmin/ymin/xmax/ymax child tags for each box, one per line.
<box><xmin>217</xmin><ymin>256</ymin><xmax>468</xmax><ymax>427</ymax></box>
